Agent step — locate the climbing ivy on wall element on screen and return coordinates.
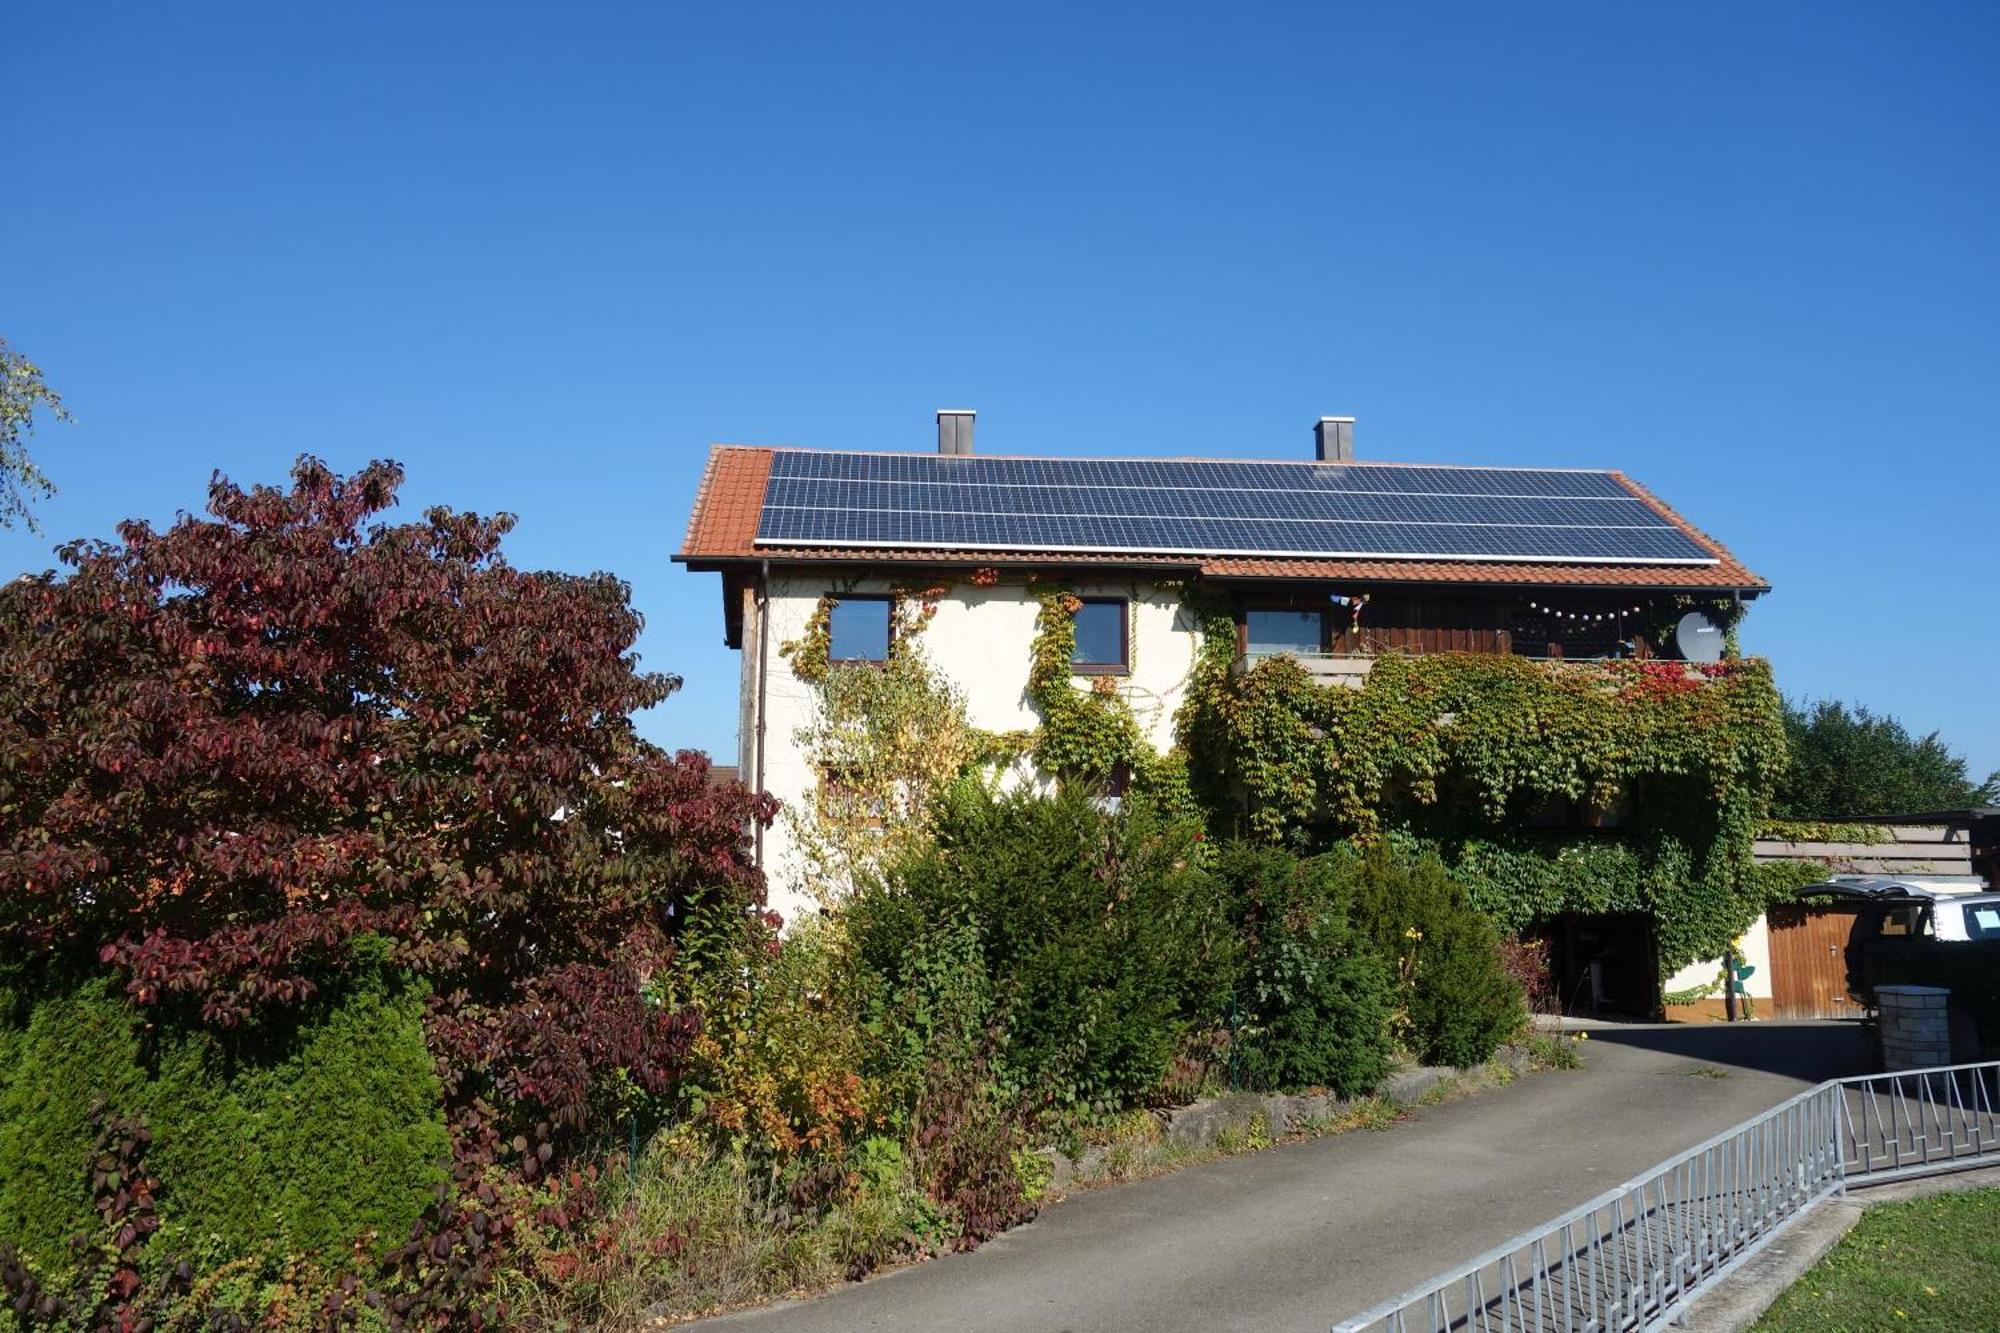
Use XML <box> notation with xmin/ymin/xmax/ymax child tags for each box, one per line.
<box><xmin>780</xmin><ymin>581</ymin><xmax>1201</xmax><ymax>907</ymax></box>
<box><xmin>1177</xmin><ymin>646</ymin><xmax>1789</xmax><ymax>972</ymax></box>
<box><xmin>778</xmin><ymin>575</ymin><xmax>1787</xmax><ymax>974</ymax></box>
<box><xmin>778</xmin><ymin>584</ymin><xmax>1009</xmax><ymax>908</ymax></box>
<box><xmin>1025</xmin><ymin>588</ymin><xmax>1144</xmax><ymax>782</ymax></box>
<box><xmin>780</xmin><ymin>595</ymin><xmax>835</xmax><ymax>683</ymax></box>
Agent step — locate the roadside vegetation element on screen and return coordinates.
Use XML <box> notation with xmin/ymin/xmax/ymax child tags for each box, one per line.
<box><xmin>0</xmin><ymin>460</ymin><xmax>1533</xmax><ymax>1331</ymax></box>
<box><xmin>1752</xmin><ymin>1188</ymin><xmax>2000</xmax><ymax>1333</ymax></box>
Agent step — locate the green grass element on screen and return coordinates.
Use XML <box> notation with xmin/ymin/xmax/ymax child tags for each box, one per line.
<box><xmin>1752</xmin><ymin>1187</ymin><xmax>2000</xmax><ymax>1332</ymax></box>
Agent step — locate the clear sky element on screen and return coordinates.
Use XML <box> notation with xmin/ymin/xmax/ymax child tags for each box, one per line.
<box><xmin>7</xmin><ymin>3</ymin><xmax>1998</xmax><ymax>781</ymax></box>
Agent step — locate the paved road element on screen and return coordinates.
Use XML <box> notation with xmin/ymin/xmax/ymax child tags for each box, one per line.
<box><xmin>697</xmin><ymin>1021</ymin><xmax>1872</xmax><ymax>1333</ymax></box>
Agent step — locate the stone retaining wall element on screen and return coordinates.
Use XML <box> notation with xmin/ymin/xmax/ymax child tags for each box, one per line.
<box><xmin>1037</xmin><ymin>1045</ymin><xmax>1540</xmax><ymax>1194</ymax></box>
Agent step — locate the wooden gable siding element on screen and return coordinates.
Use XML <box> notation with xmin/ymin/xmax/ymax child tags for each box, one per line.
<box><xmin>1752</xmin><ymin>825</ymin><xmax>1976</xmax><ymax>880</ymax></box>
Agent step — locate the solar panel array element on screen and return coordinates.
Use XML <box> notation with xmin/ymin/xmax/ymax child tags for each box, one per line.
<box><xmin>753</xmin><ymin>452</ymin><xmax>1717</xmax><ymax>565</ymax></box>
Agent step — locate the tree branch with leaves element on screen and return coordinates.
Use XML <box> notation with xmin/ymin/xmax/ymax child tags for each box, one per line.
<box><xmin>0</xmin><ymin>336</ymin><xmax>72</xmax><ymax>530</ymax></box>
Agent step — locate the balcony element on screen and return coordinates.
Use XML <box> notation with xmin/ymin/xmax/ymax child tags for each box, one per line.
<box><xmin>1231</xmin><ymin>649</ymin><xmax>1722</xmax><ymax>691</ymax></box>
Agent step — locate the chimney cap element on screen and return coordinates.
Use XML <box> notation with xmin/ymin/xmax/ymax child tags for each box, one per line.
<box><xmin>936</xmin><ymin>408</ymin><xmax>977</xmax><ymax>417</ymax></box>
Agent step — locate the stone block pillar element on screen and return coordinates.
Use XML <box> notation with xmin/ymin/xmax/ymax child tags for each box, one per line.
<box><xmin>1876</xmin><ymin>984</ymin><xmax>1953</xmax><ymax>1071</ymax></box>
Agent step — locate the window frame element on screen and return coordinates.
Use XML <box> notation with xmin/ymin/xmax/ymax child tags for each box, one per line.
<box><xmin>1242</xmin><ymin>605</ymin><xmax>1329</xmax><ymax>658</ymax></box>
<box><xmin>825</xmin><ymin>593</ymin><xmax>894</xmax><ymax>666</ymax></box>
<box><xmin>1069</xmin><ymin>596</ymin><xmax>1130</xmax><ymax>675</ymax></box>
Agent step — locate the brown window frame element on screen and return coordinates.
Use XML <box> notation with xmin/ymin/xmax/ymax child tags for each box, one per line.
<box><xmin>1070</xmin><ymin>597</ymin><xmax>1130</xmax><ymax>675</ymax></box>
<box><xmin>826</xmin><ymin>593</ymin><xmax>894</xmax><ymax>666</ymax></box>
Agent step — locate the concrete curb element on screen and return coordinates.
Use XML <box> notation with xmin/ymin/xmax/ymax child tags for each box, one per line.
<box><xmin>1671</xmin><ymin>1199</ymin><xmax>1864</xmax><ymax>1333</ymax></box>
<box><xmin>1673</xmin><ymin>1165</ymin><xmax>2000</xmax><ymax>1332</ymax></box>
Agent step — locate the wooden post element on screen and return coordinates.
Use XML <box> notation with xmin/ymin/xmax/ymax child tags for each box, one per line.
<box><xmin>1723</xmin><ymin>946</ymin><xmax>1738</xmax><ymax>1022</ymax></box>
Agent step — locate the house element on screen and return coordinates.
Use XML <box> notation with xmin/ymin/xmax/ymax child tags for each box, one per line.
<box><xmin>675</xmin><ymin>410</ymin><xmax>1773</xmax><ymax>967</ymax></box>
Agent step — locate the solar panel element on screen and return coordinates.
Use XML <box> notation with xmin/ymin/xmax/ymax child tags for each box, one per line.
<box><xmin>752</xmin><ymin>452</ymin><xmax>1717</xmax><ymax>565</ymax></box>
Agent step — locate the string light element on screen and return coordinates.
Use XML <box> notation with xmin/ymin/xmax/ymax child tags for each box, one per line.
<box><xmin>1524</xmin><ymin>600</ymin><xmax>1645</xmax><ymax>623</ymax></box>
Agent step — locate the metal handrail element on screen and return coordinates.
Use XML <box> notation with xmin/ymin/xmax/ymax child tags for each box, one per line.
<box><xmin>1330</xmin><ymin>1060</ymin><xmax>2000</xmax><ymax>1333</ymax></box>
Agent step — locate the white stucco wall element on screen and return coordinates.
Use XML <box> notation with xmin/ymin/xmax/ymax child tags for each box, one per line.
<box><xmin>752</xmin><ymin>571</ymin><xmax>1204</xmax><ymax>923</ymax></box>
<box><xmin>1662</xmin><ymin>914</ymin><xmax>1774</xmax><ymax>1001</ymax></box>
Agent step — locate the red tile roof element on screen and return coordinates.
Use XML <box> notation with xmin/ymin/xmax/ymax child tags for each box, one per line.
<box><xmin>674</xmin><ymin>446</ymin><xmax>1768</xmax><ymax>592</ymax></box>
<box><xmin>678</xmin><ymin>446</ymin><xmax>772</xmax><ymax>561</ymax></box>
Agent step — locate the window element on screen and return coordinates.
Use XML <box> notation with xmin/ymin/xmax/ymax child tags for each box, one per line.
<box><xmin>1246</xmin><ymin>609</ymin><xmax>1323</xmax><ymax>656</ymax></box>
<box><xmin>1879</xmin><ymin>907</ymin><xmax>1923</xmax><ymax>938</ymax></box>
<box><xmin>1071</xmin><ymin>598</ymin><xmax>1128</xmax><ymax>672</ymax></box>
<box><xmin>1963</xmin><ymin>906</ymin><xmax>2000</xmax><ymax>941</ymax></box>
<box><xmin>827</xmin><ymin>596</ymin><xmax>891</xmax><ymax>663</ymax></box>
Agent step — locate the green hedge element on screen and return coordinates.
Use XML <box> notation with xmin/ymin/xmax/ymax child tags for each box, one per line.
<box><xmin>0</xmin><ymin>951</ymin><xmax>448</xmax><ymax>1282</ymax></box>
<box><xmin>1212</xmin><ymin>843</ymin><xmax>1394</xmax><ymax>1095</ymax></box>
<box><xmin>850</xmin><ymin>787</ymin><xmax>1520</xmax><ymax>1124</ymax></box>
<box><xmin>0</xmin><ymin>976</ymin><xmax>149</xmax><ymax>1270</ymax></box>
<box><xmin>851</xmin><ymin>786</ymin><xmax>1231</xmax><ymax>1118</ymax></box>
<box><xmin>1347</xmin><ymin>848</ymin><xmax>1526</xmax><ymax>1067</ymax></box>
<box><xmin>1861</xmin><ymin>939</ymin><xmax>2000</xmax><ymax>1051</ymax></box>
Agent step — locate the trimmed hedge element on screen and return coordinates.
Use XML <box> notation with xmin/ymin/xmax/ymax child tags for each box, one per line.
<box><xmin>0</xmin><ymin>952</ymin><xmax>448</xmax><ymax>1282</ymax></box>
<box><xmin>0</xmin><ymin>976</ymin><xmax>149</xmax><ymax>1271</ymax></box>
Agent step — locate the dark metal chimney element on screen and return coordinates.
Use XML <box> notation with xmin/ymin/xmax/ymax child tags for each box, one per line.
<box><xmin>937</xmin><ymin>409</ymin><xmax>975</xmax><ymax>455</ymax></box>
<box><xmin>1314</xmin><ymin>416</ymin><xmax>1355</xmax><ymax>462</ymax></box>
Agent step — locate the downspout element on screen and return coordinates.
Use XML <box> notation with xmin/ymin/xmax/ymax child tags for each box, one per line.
<box><xmin>754</xmin><ymin>560</ymin><xmax>771</xmax><ymax>870</ymax></box>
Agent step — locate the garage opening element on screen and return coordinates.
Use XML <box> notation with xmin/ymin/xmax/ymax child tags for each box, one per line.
<box><xmin>1530</xmin><ymin>912</ymin><xmax>1659</xmax><ymax>1017</ymax></box>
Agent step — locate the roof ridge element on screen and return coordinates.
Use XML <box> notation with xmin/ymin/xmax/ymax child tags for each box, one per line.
<box><xmin>725</xmin><ymin>444</ymin><xmax>1622</xmax><ymax>474</ymax></box>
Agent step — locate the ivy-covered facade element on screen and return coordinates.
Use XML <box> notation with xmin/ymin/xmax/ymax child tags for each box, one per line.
<box><xmin>676</xmin><ymin>425</ymin><xmax>1778</xmax><ymax>1011</ymax></box>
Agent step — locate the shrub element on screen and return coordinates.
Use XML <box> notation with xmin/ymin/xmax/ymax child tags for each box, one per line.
<box><xmin>851</xmin><ymin>785</ymin><xmax>1230</xmax><ymax>1120</ymax></box>
<box><xmin>658</xmin><ymin>909</ymin><xmax>869</xmax><ymax>1166</ymax></box>
<box><xmin>1496</xmin><ymin>934</ymin><xmax>1555</xmax><ymax>1013</ymax></box>
<box><xmin>0</xmin><ymin>960</ymin><xmax>447</xmax><ymax>1292</ymax></box>
<box><xmin>0</xmin><ymin>458</ymin><xmax>776</xmax><ymax>1322</ymax></box>
<box><xmin>0</xmin><ymin>458</ymin><xmax>774</xmax><ymax>1149</ymax></box>
<box><xmin>1211</xmin><ymin>843</ymin><xmax>1394</xmax><ymax>1096</ymax></box>
<box><xmin>1346</xmin><ymin>848</ymin><xmax>1526</xmax><ymax>1067</ymax></box>
<box><xmin>0</xmin><ymin>977</ymin><xmax>147</xmax><ymax>1275</ymax></box>
<box><xmin>142</xmin><ymin>950</ymin><xmax>450</xmax><ymax>1269</ymax></box>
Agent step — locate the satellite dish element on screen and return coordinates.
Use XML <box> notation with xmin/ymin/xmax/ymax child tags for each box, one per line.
<box><xmin>1674</xmin><ymin>611</ymin><xmax>1725</xmax><ymax>664</ymax></box>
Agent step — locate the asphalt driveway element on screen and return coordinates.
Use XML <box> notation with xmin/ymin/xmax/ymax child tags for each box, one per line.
<box><xmin>696</xmin><ymin>1020</ymin><xmax>1873</xmax><ymax>1333</ymax></box>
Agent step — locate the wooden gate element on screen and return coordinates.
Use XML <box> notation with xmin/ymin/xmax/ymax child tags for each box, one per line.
<box><xmin>1767</xmin><ymin>905</ymin><xmax>1866</xmax><ymax>1019</ymax></box>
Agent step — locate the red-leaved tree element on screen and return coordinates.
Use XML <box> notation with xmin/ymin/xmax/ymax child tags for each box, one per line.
<box><xmin>0</xmin><ymin>455</ymin><xmax>774</xmax><ymax>1150</ymax></box>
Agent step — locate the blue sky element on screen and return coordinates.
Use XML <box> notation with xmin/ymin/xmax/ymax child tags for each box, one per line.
<box><xmin>7</xmin><ymin>3</ymin><xmax>1998</xmax><ymax>781</ymax></box>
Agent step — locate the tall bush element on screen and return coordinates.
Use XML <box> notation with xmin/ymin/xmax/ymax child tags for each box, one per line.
<box><xmin>1212</xmin><ymin>843</ymin><xmax>1394</xmax><ymax>1095</ymax></box>
<box><xmin>1345</xmin><ymin>849</ymin><xmax>1525</xmax><ymax>1067</ymax></box>
<box><xmin>850</xmin><ymin>785</ymin><xmax>1228</xmax><ymax>1120</ymax></box>
<box><xmin>0</xmin><ymin>976</ymin><xmax>147</xmax><ymax>1273</ymax></box>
